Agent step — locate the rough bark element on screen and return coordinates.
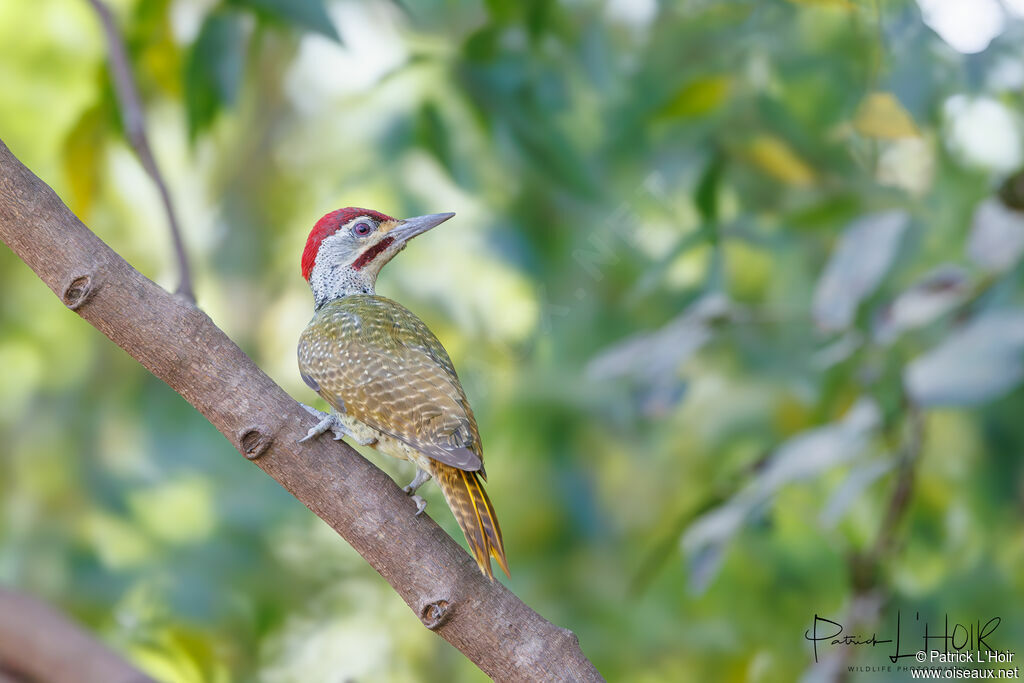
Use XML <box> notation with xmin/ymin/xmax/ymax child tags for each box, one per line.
<box><xmin>0</xmin><ymin>138</ymin><xmax>603</xmax><ymax>682</ymax></box>
<box><xmin>0</xmin><ymin>589</ymin><xmax>155</xmax><ymax>683</ymax></box>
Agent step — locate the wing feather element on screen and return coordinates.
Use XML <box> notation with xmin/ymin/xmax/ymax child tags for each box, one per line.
<box><xmin>298</xmin><ymin>296</ymin><xmax>483</xmax><ymax>472</ymax></box>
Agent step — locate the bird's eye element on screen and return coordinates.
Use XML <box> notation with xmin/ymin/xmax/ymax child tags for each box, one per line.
<box><xmin>352</xmin><ymin>221</ymin><xmax>374</xmax><ymax>236</ymax></box>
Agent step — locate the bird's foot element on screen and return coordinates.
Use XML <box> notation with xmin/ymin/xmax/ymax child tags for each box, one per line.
<box><xmin>410</xmin><ymin>494</ymin><xmax>428</xmax><ymax>516</ymax></box>
<box><xmin>403</xmin><ymin>468</ymin><xmax>432</xmax><ymax>495</ymax></box>
<box><xmin>403</xmin><ymin>468</ymin><xmax>432</xmax><ymax>516</ymax></box>
<box><xmin>299</xmin><ymin>404</ymin><xmax>374</xmax><ymax>446</ymax></box>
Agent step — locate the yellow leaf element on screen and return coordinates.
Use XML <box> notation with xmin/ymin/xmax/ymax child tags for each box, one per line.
<box><xmin>62</xmin><ymin>105</ymin><xmax>107</xmax><ymax>217</ymax></box>
<box><xmin>747</xmin><ymin>135</ymin><xmax>816</xmax><ymax>186</ymax></box>
<box><xmin>854</xmin><ymin>92</ymin><xmax>919</xmax><ymax>139</ymax></box>
<box><xmin>657</xmin><ymin>76</ymin><xmax>732</xmax><ymax>119</ymax></box>
<box><xmin>130</xmin><ymin>643</ymin><xmax>206</xmax><ymax>683</ymax></box>
<box><xmin>141</xmin><ymin>36</ymin><xmax>183</xmax><ymax>97</ymax></box>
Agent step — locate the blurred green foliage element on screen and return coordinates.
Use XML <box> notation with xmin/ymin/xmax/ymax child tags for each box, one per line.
<box><xmin>2</xmin><ymin>0</ymin><xmax>1024</xmax><ymax>681</ymax></box>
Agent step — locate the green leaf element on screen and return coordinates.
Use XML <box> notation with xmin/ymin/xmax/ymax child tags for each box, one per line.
<box><xmin>463</xmin><ymin>25</ymin><xmax>501</xmax><ymax>62</ymax></box>
<box><xmin>526</xmin><ymin>0</ymin><xmax>553</xmax><ymax>42</ymax></box>
<box><xmin>184</xmin><ymin>10</ymin><xmax>245</xmax><ymax>140</ymax></box>
<box><xmin>785</xmin><ymin>194</ymin><xmax>861</xmax><ymax>230</ymax></box>
<box><xmin>416</xmin><ymin>101</ymin><xmax>456</xmax><ymax>179</ymax></box>
<box><xmin>656</xmin><ymin>76</ymin><xmax>732</xmax><ymax>120</ymax></box>
<box><xmin>483</xmin><ymin>0</ymin><xmax>517</xmax><ymax>23</ymax></box>
<box><xmin>696</xmin><ymin>154</ymin><xmax>725</xmax><ymax>223</ymax></box>
<box><xmin>232</xmin><ymin>0</ymin><xmax>340</xmax><ymax>42</ymax></box>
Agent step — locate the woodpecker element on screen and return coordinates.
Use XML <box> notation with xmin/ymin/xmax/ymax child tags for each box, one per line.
<box><xmin>296</xmin><ymin>207</ymin><xmax>509</xmax><ymax>579</ymax></box>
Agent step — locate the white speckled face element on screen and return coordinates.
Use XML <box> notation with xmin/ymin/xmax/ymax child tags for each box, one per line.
<box><xmin>308</xmin><ymin>215</ymin><xmax>405</xmax><ymax>307</ymax></box>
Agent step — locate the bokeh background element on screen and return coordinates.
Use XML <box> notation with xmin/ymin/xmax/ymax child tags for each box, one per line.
<box><xmin>2</xmin><ymin>0</ymin><xmax>1024</xmax><ymax>681</ymax></box>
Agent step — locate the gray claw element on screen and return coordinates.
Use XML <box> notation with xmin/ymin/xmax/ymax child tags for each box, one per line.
<box><xmin>411</xmin><ymin>494</ymin><xmax>427</xmax><ymax>516</ymax></box>
<box><xmin>299</xmin><ymin>415</ymin><xmax>332</xmax><ymax>443</ymax></box>
<box><xmin>299</xmin><ymin>410</ymin><xmax>371</xmax><ymax>446</ymax></box>
<box><xmin>404</xmin><ymin>469</ymin><xmax>431</xmax><ymax>515</ymax></box>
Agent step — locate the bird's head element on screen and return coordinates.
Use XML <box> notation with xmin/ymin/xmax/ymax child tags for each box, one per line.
<box><xmin>301</xmin><ymin>207</ymin><xmax>454</xmax><ymax>306</ymax></box>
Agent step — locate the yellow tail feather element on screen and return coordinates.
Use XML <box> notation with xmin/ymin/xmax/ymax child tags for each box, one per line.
<box><xmin>434</xmin><ymin>464</ymin><xmax>510</xmax><ymax>580</ymax></box>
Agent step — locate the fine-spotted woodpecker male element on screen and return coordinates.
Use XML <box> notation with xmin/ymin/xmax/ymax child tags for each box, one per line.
<box><xmin>297</xmin><ymin>207</ymin><xmax>508</xmax><ymax>579</ymax></box>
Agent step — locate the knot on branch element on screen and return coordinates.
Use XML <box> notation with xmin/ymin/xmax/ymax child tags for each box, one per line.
<box><xmin>238</xmin><ymin>426</ymin><xmax>273</xmax><ymax>460</ymax></box>
<box><xmin>560</xmin><ymin>627</ymin><xmax>581</xmax><ymax>647</ymax></box>
<box><xmin>62</xmin><ymin>274</ymin><xmax>96</xmax><ymax>310</ymax></box>
<box><xmin>419</xmin><ymin>599</ymin><xmax>451</xmax><ymax>630</ymax></box>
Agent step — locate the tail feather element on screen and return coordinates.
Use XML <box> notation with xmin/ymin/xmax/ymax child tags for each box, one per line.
<box><xmin>434</xmin><ymin>464</ymin><xmax>509</xmax><ymax>579</ymax></box>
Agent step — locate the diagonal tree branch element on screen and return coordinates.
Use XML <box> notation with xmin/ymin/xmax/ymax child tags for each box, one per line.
<box><xmin>84</xmin><ymin>0</ymin><xmax>195</xmax><ymax>302</ymax></box>
<box><xmin>0</xmin><ymin>138</ymin><xmax>602</xmax><ymax>682</ymax></box>
<box><xmin>0</xmin><ymin>588</ymin><xmax>156</xmax><ymax>683</ymax></box>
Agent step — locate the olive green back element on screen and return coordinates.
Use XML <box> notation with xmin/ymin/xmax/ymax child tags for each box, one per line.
<box><xmin>298</xmin><ymin>295</ymin><xmax>483</xmax><ymax>472</ymax></box>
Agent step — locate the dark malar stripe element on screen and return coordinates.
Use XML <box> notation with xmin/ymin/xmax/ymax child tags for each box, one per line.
<box><xmin>352</xmin><ymin>236</ymin><xmax>395</xmax><ymax>270</ymax></box>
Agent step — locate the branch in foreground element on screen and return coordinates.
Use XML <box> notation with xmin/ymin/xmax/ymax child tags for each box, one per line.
<box><xmin>0</xmin><ymin>138</ymin><xmax>603</xmax><ymax>682</ymax></box>
<box><xmin>0</xmin><ymin>588</ymin><xmax>155</xmax><ymax>683</ymax></box>
<box><xmin>84</xmin><ymin>0</ymin><xmax>195</xmax><ymax>302</ymax></box>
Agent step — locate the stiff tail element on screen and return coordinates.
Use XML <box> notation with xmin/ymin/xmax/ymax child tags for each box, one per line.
<box><xmin>434</xmin><ymin>464</ymin><xmax>510</xmax><ymax>580</ymax></box>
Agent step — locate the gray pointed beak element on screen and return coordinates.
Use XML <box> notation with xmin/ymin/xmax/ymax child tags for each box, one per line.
<box><xmin>388</xmin><ymin>212</ymin><xmax>455</xmax><ymax>243</ymax></box>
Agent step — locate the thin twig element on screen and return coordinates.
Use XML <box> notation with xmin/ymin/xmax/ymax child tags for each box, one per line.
<box><xmin>85</xmin><ymin>0</ymin><xmax>195</xmax><ymax>302</ymax></box>
<box><xmin>828</xmin><ymin>403</ymin><xmax>925</xmax><ymax>683</ymax></box>
<box><xmin>871</xmin><ymin>403</ymin><xmax>924</xmax><ymax>559</ymax></box>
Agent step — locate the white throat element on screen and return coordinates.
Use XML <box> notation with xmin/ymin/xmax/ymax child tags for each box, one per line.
<box><xmin>308</xmin><ymin>233</ymin><xmax>377</xmax><ymax>308</ymax></box>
